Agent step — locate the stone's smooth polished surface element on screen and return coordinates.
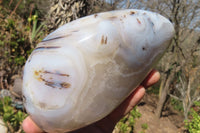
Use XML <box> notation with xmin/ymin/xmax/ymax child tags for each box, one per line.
<box><xmin>23</xmin><ymin>9</ymin><xmax>174</xmax><ymax>132</ymax></box>
<box><xmin>0</xmin><ymin>118</ymin><xmax>8</xmax><ymax>133</ymax></box>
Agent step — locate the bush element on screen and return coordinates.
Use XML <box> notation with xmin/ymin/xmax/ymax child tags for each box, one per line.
<box><xmin>115</xmin><ymin>107</ymin><xmax>141</xmax><ymax>132</ymax></box>
<box><xmin>0</xmin><ymin>97</ymin><xmax>27</xmax><ymax>132</ymax></box>
<box><xmin>0</xmin><ymin>5</ymin><xmax>46</xmax><ymax>88</ymax></box>
<box><xmin>170</xmin><ymin>98</ymin><xmax>183</xmax><ymax>112</ymax></box>
<box><xmin>185</xmin><ymin>103</ymin><xmax>200</xmax><ymax>133</ymax></box>
<box><xmin>141</xmin><ymin>123</ymin><xmax>148</xmax><ymax>130</ymax></box>
<box><xmin>1</xmin><ymin>0</ymin><xmax>43</xmax><ymax>19</ymax></box>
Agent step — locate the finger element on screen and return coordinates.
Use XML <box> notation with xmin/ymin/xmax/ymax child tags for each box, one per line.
<box><xmin>108</xmin><ymin>86</ymin><xmax>145</xmax><ymax>123</ymax></box>
<box><xmin>123</xmin><ymin>86</ymin><xmax>145</xmax><ymax>114</ymax></box>
<box><xmin>22</xmin><ymin>116</ymin><xmax>43</xmax><ymax>133</ymax></box>
<box><xmin>142</xmin><ymin>69</ymin><xmax>160</xmax><ymax>88</ymax></box>
<box><xmin>119</xmin><ymin>70</ymin><xmax>160</xmax><ymax>115</ymax></box>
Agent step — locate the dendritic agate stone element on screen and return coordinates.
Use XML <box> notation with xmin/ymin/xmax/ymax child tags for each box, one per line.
<box><xmin>23</xmin><ymin>9</ymin><xmax>174</xmax><ymax>132</ymax></box>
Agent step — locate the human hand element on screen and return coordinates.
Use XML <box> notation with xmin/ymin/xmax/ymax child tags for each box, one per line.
<box><xmin>22</xmin><ymin>69</ymin><xmax>160</xmax><ymax>133</ymax></box>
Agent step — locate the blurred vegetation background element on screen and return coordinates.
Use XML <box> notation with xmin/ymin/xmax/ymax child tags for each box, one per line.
<box><xmin>0</xmin><ymin>0</ymin><xmax>199</xmax><ymax>133</ymax></box>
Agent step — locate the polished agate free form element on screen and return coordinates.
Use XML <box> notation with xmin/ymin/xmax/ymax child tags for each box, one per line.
<box><xmin>23</xmin><ymin>9</ymin><xmax>174</xmax><ymax>132</ymax></box>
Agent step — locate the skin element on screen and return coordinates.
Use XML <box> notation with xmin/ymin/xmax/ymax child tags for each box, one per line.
<box><xmin>23</xmin><ymin>69</ymin><xmax>160</xmax><ymax>133</ymax></box>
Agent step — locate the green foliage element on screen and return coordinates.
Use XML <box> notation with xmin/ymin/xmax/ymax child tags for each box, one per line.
<box><xmin>116</xmin><ymin>107</ymin><xmax>141</xmax><ymax>132</ymax></box>
<box><xmin>194</xmin><ymin>101</ymin><xmax>200</xmax><ymax>107</ymax></box>
<box><xmin>138</xmin><ymin>131</ymin><xmax>145</xmax><ymax>133</ymax></box>
<box><xmin>185</xmin><ymin>109</ymin><xmax>200</xmax><ymax>133</ymax></box>
<box><xmin>0</xmin><ymin>97</ymin><xmax>27</xmax><ymax>132</ymax></box>
<box><xmin>141</xmin><ymin>123</ymin><xmax>148</xmax><ymax>130</ymax></box>
<box><xmin>146</xmin><ymin>85</ymin><xmax>160</xmax><ymax>95</ymax></box>
<box><xmin>170</xmin><ymin>98</ymin><xmax>183</xmax><ymax>112</ymax></box>
<box><xmin>138</xmin><ymin>123</ymin><xmax>148</xmax><ymax>133</ymax></box>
